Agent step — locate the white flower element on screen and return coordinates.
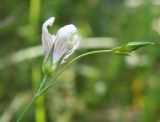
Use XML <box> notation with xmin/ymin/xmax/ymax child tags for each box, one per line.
<box><xmin>42</xmin><ymin>17</ymin><xmax>80</xmax><ymax>68</ymax></box>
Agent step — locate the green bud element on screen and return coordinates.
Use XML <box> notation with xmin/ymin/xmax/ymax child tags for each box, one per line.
<box><xmin>111</xmin><ymin>42</ymin><xmax>154</xmax><ymax>55</ymax></box>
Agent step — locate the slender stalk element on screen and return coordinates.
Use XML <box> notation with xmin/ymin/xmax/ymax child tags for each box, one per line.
<box><xmin>16</xmin><ymin>95</ymin><xmax>37</xmax><ymax>122</ymax></box>
<box><xmin>36</xmin><ymin>75</ymin><xmax>47</xmax><ymax>95</ymax></box>
<box><xmin>50</xmin><ymin>49</ymin><xmax>112</xmax><ymax>85</ymax></box>
<box><xmin>16</xmin><ymin>75</ymin><xmax>47</xmax><ymax>122</ymax></box>
<box><xmin>38</xmin><ymin>49</ymin><xmax>112</xmax><ymax>96</ymax></box>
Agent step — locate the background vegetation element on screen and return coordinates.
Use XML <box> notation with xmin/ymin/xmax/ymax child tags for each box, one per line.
<box><xmin>0</xmin><ymin>0</ymin><xmax>160</xmax><ymax>122</ymax></box>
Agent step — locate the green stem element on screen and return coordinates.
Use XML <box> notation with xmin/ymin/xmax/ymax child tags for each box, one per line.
<box><xmin>16</xmin><ymin>75</ymin><xmax>47</xmax><ymax>122</ymax></box>
<box><xmin>16</xmin><ymin>95</ymin><xmax>38</xmax><ymax>122</ymax></box>
<box><xmin>39</xmin><ymin>49</ymin><xmax>112</xmax><ymax>96</ymax></box>
<box><xmin>36</xmin><ymin>75</ymin><xmax>47</xmax><ymax>95</ymax></box>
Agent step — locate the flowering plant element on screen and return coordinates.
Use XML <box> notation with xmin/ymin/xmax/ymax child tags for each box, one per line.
<box><xmin>16</xmin><ymin>17</ymin><xmax>153</xmax><ymax>122</ymax></box>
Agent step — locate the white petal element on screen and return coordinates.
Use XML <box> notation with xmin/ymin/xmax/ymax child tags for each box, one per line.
<box><xmin>53</xmin><ymin>24</ymin><xmax>77</xmax><ymax>64</ymax></box>
<box><xmin>42</xmin><ymin>17</ymin><xmax>55</xmax><ymax>61</ymax></box>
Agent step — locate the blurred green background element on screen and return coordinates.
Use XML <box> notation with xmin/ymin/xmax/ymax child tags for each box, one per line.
<box><xmin>0</xmin><ymin>0</ymin><xmax>160</xmax><ymax>122</ymax></box>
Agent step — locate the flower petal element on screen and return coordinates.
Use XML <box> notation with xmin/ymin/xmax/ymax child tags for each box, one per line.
<box><xmin>42</xmin><ymin>17</ymin><xmax>55</xmax><ymax>61</ymax></box>
<box><xmin>53</xmin><ymin>24</ymin><xmax>78</xmax><ymax>64</ymax></box>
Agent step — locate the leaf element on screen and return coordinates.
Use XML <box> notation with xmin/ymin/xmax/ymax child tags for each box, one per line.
<box><xmin>111</xmin><ymin>42</ymin><xmax>154</xmax><ymax>55</ymax></box>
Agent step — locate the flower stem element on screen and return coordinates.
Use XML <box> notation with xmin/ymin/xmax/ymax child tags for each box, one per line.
<box><xmin>36</xmin><ymin>75</ymin><xmax>47</xmax><ymax>95</ymax></box>
<box><xmin>16</xmin><ymin>75</ymin><xmax>47</xmax><ymax>122</ymax></box>
<box><xmin>16</xmin><ymin>95</ymin><xmax>38</xmax><ymax>122</ymax></box>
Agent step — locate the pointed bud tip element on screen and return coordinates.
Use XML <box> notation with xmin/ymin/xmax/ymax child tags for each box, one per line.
<box><xmin>126</xmin><ymin>41</ymin><xmax>154</xmax><ymax>52</ymax></box>
<box><xmin>127</xmin><ymin>42</ymin><xmax>154</xmax><ymax>46</ymax></box>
